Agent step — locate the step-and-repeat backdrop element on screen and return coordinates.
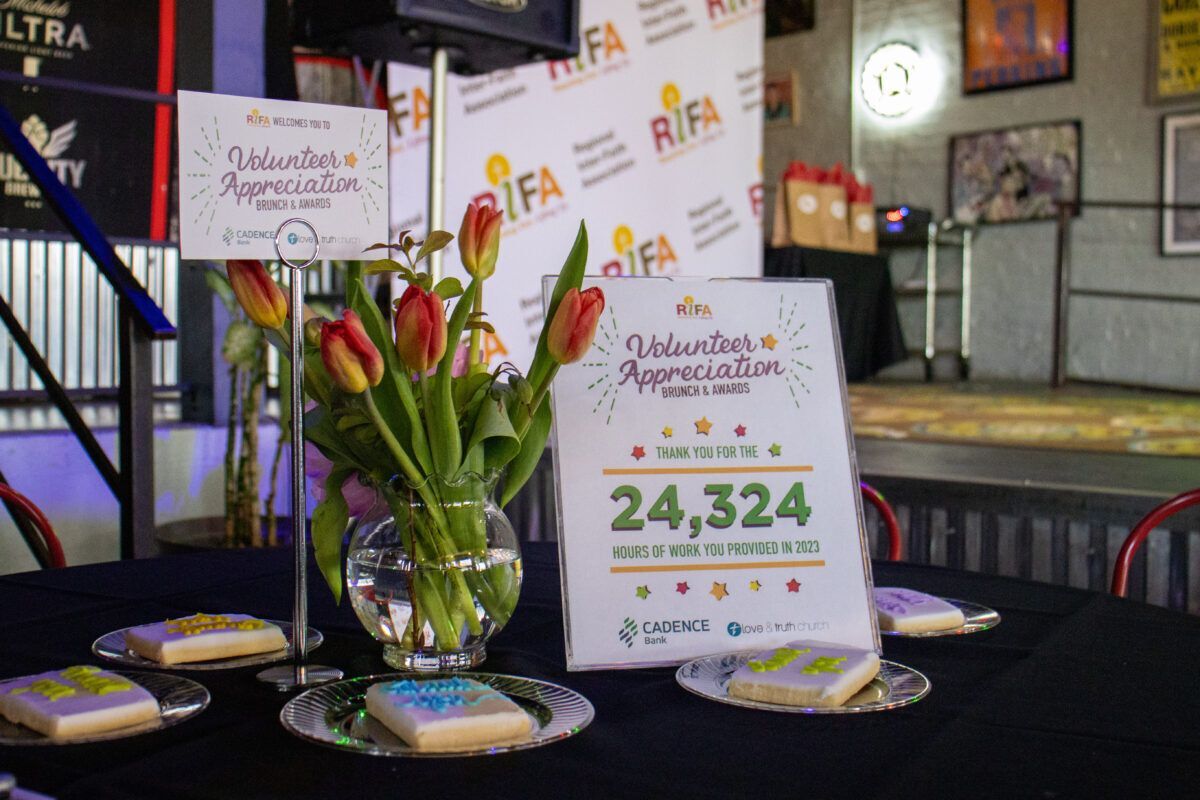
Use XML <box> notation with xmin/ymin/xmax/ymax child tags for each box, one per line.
<box><xmin>388</xmin><ymin>0</ymin><xmax>765</xmax><ymax>368</ymax></box>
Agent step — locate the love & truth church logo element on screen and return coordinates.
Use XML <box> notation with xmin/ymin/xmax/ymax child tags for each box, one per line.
<box><xmin>472</xmin><ymin>153</ymin><xmax>566</xmax><ymax>226</ymax></box>
<box><xmin>601</xmin><ymin>224</ymin><xmax>678</xmax><ymax>276</ymax></box>
<box><xmin>548</xmin><ymin>20</ymin><xmax>628</xmax><ymax>86</ymax></box>
<box><xmin>650</xmin><ymin>82</ymin><xmax>723</xmax><ymax>161</ymax></box>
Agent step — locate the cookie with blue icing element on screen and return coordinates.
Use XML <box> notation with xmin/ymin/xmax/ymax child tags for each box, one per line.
<box><xmin>364</xmin><ymin>677</ymin><xmax>531</xmax><ymax>751</ymax></box>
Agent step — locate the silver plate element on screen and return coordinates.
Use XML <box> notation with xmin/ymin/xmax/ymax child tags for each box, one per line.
<box><xmin>676</xmin><ymin>653</ymin><xmax>930</xmax><ymax>714</ymax></box>
<box><xmin>91</xmin><ymin>621</ymin><xmax>323</xmax><ymax>670</ymax></box>
<box><xmin>879</xmin><ymin>598</ymin><xmax>1001</xmax><ymax>638</ymax></box>
<box><xmin>0</xmin><ymin>670</ymin><xmax>209</xmax><ymax>745</ymax></box>
<box><xmin>280</xmin><ymin>672</ymin><xmax>595</xmax><ymax>757</ymax></box>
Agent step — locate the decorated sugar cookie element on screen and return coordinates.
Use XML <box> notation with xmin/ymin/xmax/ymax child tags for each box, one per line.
<box><xmin>0</xmin><ymin>665</ymin><xmax>160</xmax><ymax>739</ymax></box>
<box><xmin>364</xmin><ymin>677</ymin><xmax>531</xmax><ymax>751</ymax></box>
<box><xmin>124</xmin><ymin>613</ymin><xmax>288</xmax><ymax>664</ymax></box>
<box><xmin>728</xmin><ymin>641</ymin><xmax>880</xmax><ymax>707</ymax></box>
<box><xmin>873</xmin><ymin>588</ymin><xmax>965</xmax><ymax>633</ymax></box>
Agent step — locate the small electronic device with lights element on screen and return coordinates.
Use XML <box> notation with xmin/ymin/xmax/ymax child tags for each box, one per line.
<box><xmin>875</xmin><ymin>206</ymin><xmax>933</xmax><ymax>246</ymax></box>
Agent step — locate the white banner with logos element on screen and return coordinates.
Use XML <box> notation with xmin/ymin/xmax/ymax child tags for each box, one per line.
<box><xmin>550</xmin><ymin>277</ymin><xmax>878</xmax><ymax>670</ymax></box>
<box><xmin>387</xmin><ymin>0</ymin><xmax>765</xmax><ymax>369</ymax></box>
<box><xmin>178</xmin><ymin>91</ymin><xmax>388</xmax><ymax>260</ymax></box>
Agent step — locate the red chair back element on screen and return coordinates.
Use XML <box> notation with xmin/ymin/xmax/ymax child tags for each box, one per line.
<box><xmin>1111</xmin><ymin>488</ymin><xmax>1200</xmax><ymax>598</ymax></box>
<box><xmin>0</xmin><ymin>483</ymin><xmax>65</xmax><ymax>569</ymax></box>
<box><xmin>860</xmin><ymin>481</ymin><xmax>901</xmax><ymax>561</ymax></box>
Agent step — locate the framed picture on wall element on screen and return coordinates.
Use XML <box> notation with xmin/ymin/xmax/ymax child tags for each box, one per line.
<box><xmin>1153</xmin><ymin>3</ymin><xmax>1200</xmax><ymax>103</ymax></box>
<box><xmin>962</xmin><ymin>0</ymin><xmax>1073</xmax><ymax>94</ymax></box>
<box><xmin>948</xmin><ymin>120</ymin><xmax>1081</xmax><ymax>225</ymax></box>
<box><xmin>766</xmin><ymin>0</ymin><xmax>815</xmax><ymax>39</ymax></box>
<box><xmin>1161</xmin><ymin>111</ymin><xmax>1200</xmax><ymax>255</ymax></box>
<box><xmin>763</xmin><ymin>70</ymin><xmax>799</xmax><ymax>128</ymax></box>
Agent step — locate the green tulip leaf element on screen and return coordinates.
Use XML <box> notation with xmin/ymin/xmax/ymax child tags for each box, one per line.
<box><xmin>364</xmin><ymin>258</ymin><xmax>411</xmax><ymax>276</ymax></box>
<box><xmin>528</xmin><ymin>221</ymin><xmax>588</xmax><ymax>390</ymax></box>
<box><xmin>312</xmin><ymin>465</ymin><xmax>353</xmax><ymax>604</ymax></box>
<box><xmin>428</xmin><ymin>281</ymin><xmax>478</xmax><ymax>478</ymax></box>
<box><xmin>500</xmin><ymin>394</ymin><xmax>552</xmax><ymax>508</ymax></box>
<box><xmin>459</xmin><ymin>394</ymin><xmax>520</xmax><ymax>477</ymax></box>
<box><xmin>362</xmin><ymin>242</ymin><xmax>393</xmax><ymax>253</ymax></box>
<box><xmin>414</xmin><ymin>230</ymin><xmax>454</xmax><ymax>264</ymax></box>
<box><xmin>433</xmin><ymin>276</ymin><xmax>464</xmax><ymax>300</ymax></box>
<box><xmin>204</xmin><ymin>269</ymin><xmax>237</xmax><ymax>313</ymax></box>
<box><xmin>453</xmin><ymin>370</ymin><xmax>496</xmax><ymax>414</ymax></box>
<box><xmin>465</xmin><ymin>320</ymin><xmax>496</xmax><ymax>334</ymax></box>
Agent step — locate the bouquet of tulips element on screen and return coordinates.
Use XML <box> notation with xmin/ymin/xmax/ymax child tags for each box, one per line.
<box><xmin>226</xmin><ymin>204</ymin><xmax>604</xmax><ymax>649</ymax></box>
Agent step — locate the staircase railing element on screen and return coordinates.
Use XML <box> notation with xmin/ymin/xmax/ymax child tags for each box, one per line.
<box><xmin>0</xmin><ymin>102</ymin><xmax>177</xmax><ymax>559</ymax></box>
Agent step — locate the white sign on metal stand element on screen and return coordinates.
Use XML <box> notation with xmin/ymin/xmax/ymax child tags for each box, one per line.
<box><xmin>549</xmin><ymin>277</ymin><xmax>879</xmax><ymax>671</ymax></box>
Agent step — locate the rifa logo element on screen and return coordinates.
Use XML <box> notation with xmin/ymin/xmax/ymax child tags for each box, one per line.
<box><xmin>245</xmin><ymin>108</ymin><xmax>270</xmax><ymax>127</ymax></box>
<box><xmin>651</xmin><ymin>82</ymin><xmax>722</xmax><ymax>156</ymax></box>
<box><xmin>472</xmin><ymin>153</ymin><xmax>565</xmax><ymax>223</ymax></box>
<box><xmin>705</xmin><ymin>0</ymin><xmax>762</xmax><ymax>26</ymax></box>
<box><xmin>676</xmin><ymin>294</ymin><xmax>713</xmax><ymax>319</ymax></box>
<box><xmin>387</xmin><ymin>82</ymin><xmax>430</xmax><ymax>140</ymax></box>
<box><xmin>1</xmin><ymin>114</ymin><xmax>85</xmax><ymax>202</ymax></box>
<box><xmin>547</xmin><ymin>20</ymin><xmax>627</xmax><ymax>83</ymax></box>
<box><xmin>602</xmin><ymin>224</ymin><xmax>679</xmax><ymax>276</ymax></box>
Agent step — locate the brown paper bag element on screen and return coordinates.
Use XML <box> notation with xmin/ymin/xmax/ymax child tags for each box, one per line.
<box><xmin>848</xmin><ymin>201</ymin><xmax>877</xmax><ymax>254</ymax></box>
<box><xmin>817</xmin><ymin>183</ymin><xmax>849</xmax><ymax>250</ymax></box>
<box><xmin>784</xmin><ymin>179</ymin><xmax>822</xmax><ymax>247</ymax></box>
<box><xmin>770</xmin><ymin>181</ymin><xmax>790</xmax><ymax>247</ymax></box>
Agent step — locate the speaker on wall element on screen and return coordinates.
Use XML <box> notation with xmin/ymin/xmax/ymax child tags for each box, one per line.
<box><xmin>293</xmin><ymin>0</ymin><xmax>581</xmax><ymax>75</ymax></box>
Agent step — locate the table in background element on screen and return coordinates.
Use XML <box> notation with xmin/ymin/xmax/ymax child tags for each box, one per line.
<box><xmin>764</xmin><ymin>246</ymin><xmax>907</xmax><ymax>381</ymax></box>
<box><xmin>2</xmin><ymin>544</ymin><xmax>1198</xmax><ymax>799</ymax></box>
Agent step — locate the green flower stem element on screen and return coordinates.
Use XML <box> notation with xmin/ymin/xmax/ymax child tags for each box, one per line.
<box><xmin>467</xmin><ymin>282</ymin><xmax>485</xmax><ymax>375</ymax></box>
<box><xmin>515</xmin><ymin>363</ymin><xmax>559</xmax><ymax>441</ymax></box>
<box><xmin>362</xmin><ymin>390</ymin><xmax>427</xmax><ymax>491</ymax></box>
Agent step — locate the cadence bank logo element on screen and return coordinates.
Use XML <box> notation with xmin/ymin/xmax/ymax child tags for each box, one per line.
<box><xmin>547</xmin><ymin>20</ymin><xmax>629</xmax><ymax>88</ymax></box>
<box><xmin>387</xmin><ymin>79</ymin><xmax>429</xmax><ymax>148</ymax></box>
<box><xmin>618</xmin><ymin>617</ymin><xmax>637</xmax><ymax>648</ymax></box>
<box><xmin>601</xmin><ymin>224</ymin><xmax>679</xmax><ymax>277</ymax></box>
<box><xmin>650</xmin><ymin>82</ymin><xmax>723</xmax><ymax>162</ymax></box>
<box><xmin>676</xmin><ymin>294</ymin><xmax>713</xmax><ymax>319</ymax></box>
<box><xmin>471</xmin><ymin>153</ymin><xmax>567</xmax><ymax>232</ymax></box>
<box><xmin>2</xmin><ymin>114</ymin><xmax>84</xmax><ymax>204</ymax></box>
<box><xmin>245</xmin><ymin>108</ymin><xmax>271</xmax><ymax>128</ymax></box>
<box><xmin>705</xmin><ymin>0</ymin><xmax>763</xmax><ymax>29</ymax></box>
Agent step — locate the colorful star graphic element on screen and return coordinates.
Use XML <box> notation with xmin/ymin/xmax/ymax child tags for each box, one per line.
<box><xmin>631</xmin><ymin>445</ymin><xmax>646</xmax><ymax>460</ymax></box>
<box><xmin>694</xmin><ymin>416</ymin><xmax>713</xmax><ymax>435</ymax></box>
<box><xmin>786</xmin><ymin>578</ymin><xmax>801</xmax><ymax>593</ymax></box>
<box><xmin>662</xmin><ymin>426</ymin><xmax>673</xmax><ymax>438</ymax></box>
<box><xmin>768</xmin><ymin>443</ymin><xmax>782</xmax><ymax>457</ymax></box>
<box><xmin>734</xmin><ymin>424</ymin><xmax>747</xmax><ymax>437</ymax></box>
<box><xmin>344</xmin><ymin>151</ymin><xmax>358</xmax><ymax>168</ymax></box>
<box><xmin>761</xmin><ymin>333</ymin><xmax>778</xmax><ymax>350</ymax></box>
<box><xmin>676</xmin><ymin>581</ymin><xmax>690</xmax><ymax>595</ymax></box>
<box><xmin>749</xmin><ymin>580</ymin><xmax>762</xmax><ymax>592</ymax></box>
<box><xmin>710</xmin><ymin>582</ymin><xmax>729</xmax><ymax>601</ymax></box>
<box><xmin>636</xmin><ymin>585</ymin><xmax>651</xmax><ymax>600</ymax></box>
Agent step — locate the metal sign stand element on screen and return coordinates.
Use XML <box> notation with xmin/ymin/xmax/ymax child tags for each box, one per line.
<box><xmin>257</xmin><ymin>218</ymin><xmax>344</xmax><ymax>691</ymax></box>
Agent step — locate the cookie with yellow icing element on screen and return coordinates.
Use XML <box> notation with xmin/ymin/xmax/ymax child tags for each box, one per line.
<box><xmin>0</xmin><ymin>666</ymin><xmax>160</xmax><ymax>739</ymax></box>
<box><xmin>728</xmin><ymin>640</ymin><xmax>880</xmax><ymax>708</ymax></box>
<box><xmin>124</xmin><ymin>613</ymin><xmax>287</xmax><ymax>664</ymax></box>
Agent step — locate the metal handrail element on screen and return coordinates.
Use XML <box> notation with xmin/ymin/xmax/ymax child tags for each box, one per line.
<box><xmin>0</xmin><ymin>104</ymin><xmax>175</xmax><ymax>340</ymax></box>
<box><xmin>0</xmin><ymin>101</ymin><xmax>174</xmax><ymax>558</ymax></box>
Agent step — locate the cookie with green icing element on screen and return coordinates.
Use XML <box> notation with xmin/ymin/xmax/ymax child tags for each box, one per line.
<box><xmin>728</xmin><ymin>640</ymin><xmax>880</xmax><ymax>707</ymax></box>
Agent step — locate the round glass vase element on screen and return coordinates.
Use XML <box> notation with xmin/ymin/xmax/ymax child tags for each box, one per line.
<box><xmin>345</xmin><ymin>471</ymin><xmax>522</xmax><ymax>671</ymax></box>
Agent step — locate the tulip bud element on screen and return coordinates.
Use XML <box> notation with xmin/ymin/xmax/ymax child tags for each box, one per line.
<box><xmin>458</xmin><ymin>202</ymin><xmax>503</xmax><ymax>279</ymax></box>
<box><xmin>547</xmin><ymin>287</ymin><xmax>605</xmax><ymax>365</ymax></box>
<box><xmin>227</xmin><ymin>260</ymin><xmax>287</xmax><ymax>329</ymax></box>
<box><xmin>513</xmin><ymin>376</ymin><xmax>533</xmax><ymax>405</ymax></box>
<box><xmin>320</xmin><ymin>310</ymin><xmax>384</xmax><ymax>394</ymax></box>
<box><xmin>304</xmin><ymin>317</ymin><xmax>325</xmax><ymax>348</ymax></box>
<box><xmin>393</xmin><ymin>285</ymin><xmax>447</xmax><ymax>373</ymax></box>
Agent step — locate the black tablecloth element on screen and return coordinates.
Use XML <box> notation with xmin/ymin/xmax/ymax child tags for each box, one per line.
<box><xmin>764</xmin><ymin>246</ymin><xmax>907</xmax><ymax>381</ymax></box>
<box><xmin>2</xmin><ymin>544</ymin><xmax>1199</xmax><ymax>799</ymax></box>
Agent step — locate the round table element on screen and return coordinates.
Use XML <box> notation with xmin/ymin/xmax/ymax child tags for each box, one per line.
<box><xmin>1</xmin><ymin>542</ymin><xmax>1197</xmax><ymax>798</ymax></box>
